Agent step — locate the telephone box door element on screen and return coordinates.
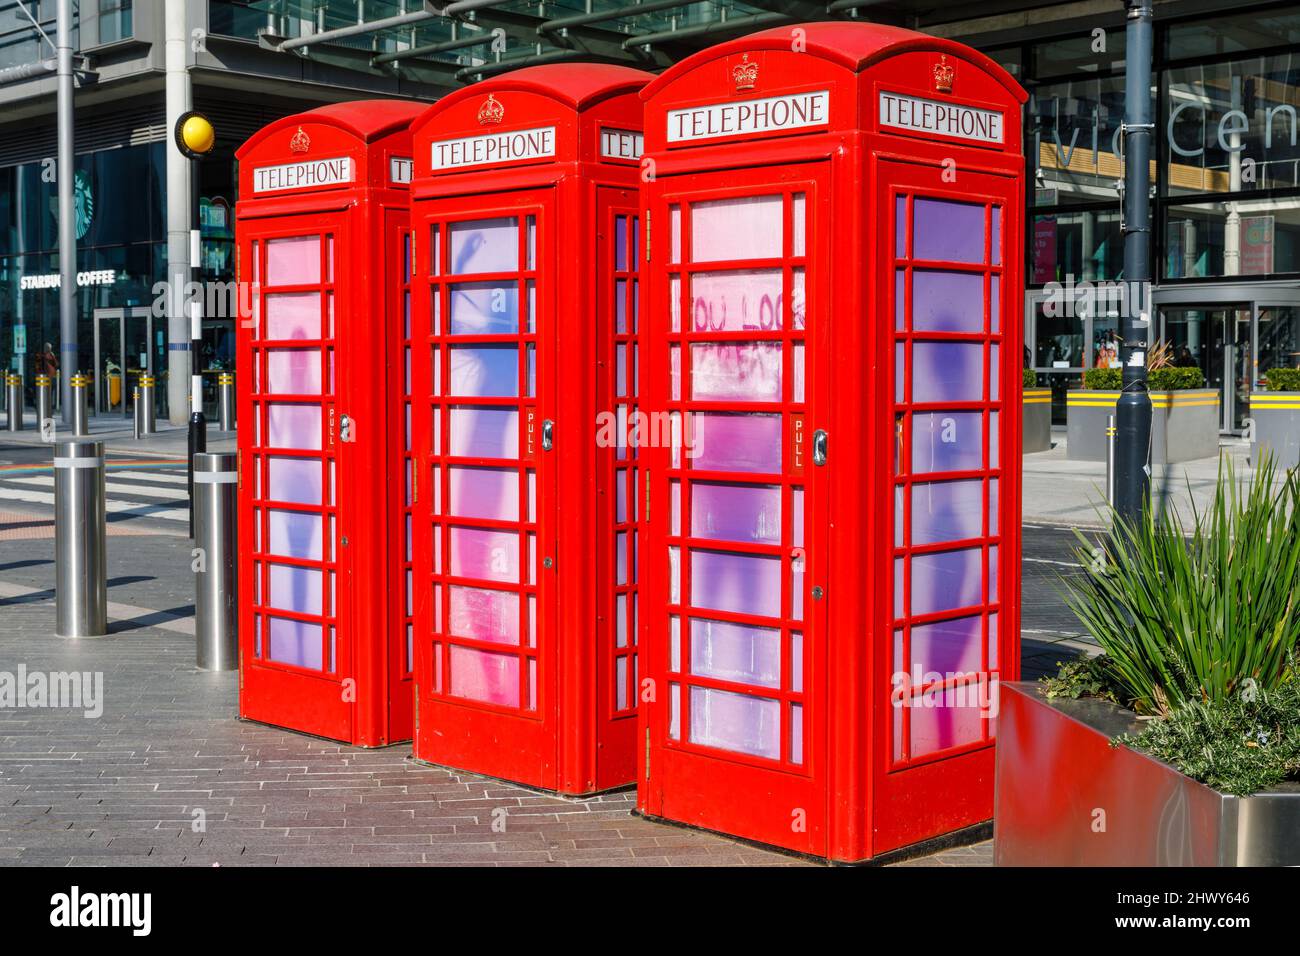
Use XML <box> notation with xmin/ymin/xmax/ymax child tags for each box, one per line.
<box><xmin>876</xmin><ymin>158</ymin><xmax>1018</xmax><ymax>850</ymax></box>
<box><xmin>643</xmin><ymin>165</ymin><xmax>829</xmax><ymax>854</ymax></box>
<box><xmin>239</xmin><ymin>213</ymin><xmax>355</xmax><ymax>741</ymax></box>
<box><xmin>412</xmin><ymin>190</ymin><xmax>558</xmax><ymax>785</ymax></box>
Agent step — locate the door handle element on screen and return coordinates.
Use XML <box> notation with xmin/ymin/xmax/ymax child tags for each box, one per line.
<box><xmin>812</xmin><ymin>429</ymin><xmax>828</xmax><ymax>466</ymax></box>
<box><xmin>542</xmin><ymin>419</ymin><xmax>554</xmax><ymax>451</ymax></box>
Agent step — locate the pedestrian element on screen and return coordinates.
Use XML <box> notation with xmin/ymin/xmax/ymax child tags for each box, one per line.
<box><xmin>1176</xmin><ymin>345</ymin><xmax>1196</xmax><ymax>368</ymax></box>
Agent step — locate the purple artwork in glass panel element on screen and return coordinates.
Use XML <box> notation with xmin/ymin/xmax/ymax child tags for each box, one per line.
<box><xmin>449</xmin><ymin>345</ymin><xmax>518</xmax><ymax>397</ymax></box>
<box><xmin>895</xmin><ymin>196</ymin><xmax>907</xmax><ymax>258</ymax></box>
<box><xmin>449</xmin><ymin>282</ymin><xmax>519</xmax><ymax>335</ymax></box>
<box><xmin>449</xmin><ymin>406</ymin><xmax>518</xmax><ymax>459</ymax></box>
<box><xmin>267</xmin><ymin>456</ymin><xmax>321</xmax><ymax>505</ymax></box>
<box><xmin>689</xmin><ymin>413</ymin><xmax>782</xmax><ymax>473</ymax></box>
<box><xmin>690</xmin><ymin>196</ymin><xmax>783</xmax><ymax>263</ymax></box>
<box><xmin>691</xmin><ymin>482</ymin><xmax>781</xmax><ymax>544</ymax></box>
<box><xmin>690</xmin><ymin>270</ymin><xmax>783</xmax><ymax>332</ymax></box>
<box><xmin>913</xmin><ymin>198</ymin><xmax>984</xmax><ymax>264</ymax></box>
<box><xmin>448</xmin><ymin>218</ymin><xmax>518</xmax><ymax>275</ymax></box>
<box><xmin>690</xmin><ymin>343</ymin><xmax>782</xmax><ymax>402</ymax></box>
<box><xmin>449</xmin><ymin>465</ymin><xmax>519</xmax><ymax>521</ymax></box>
<box><xmin>689</xmin><ymin>618</ymin><xmax>781</xmax><ymax>688</ymax></box>
<box><xmin>913</xmin><ymin>478</ymin><xmax>984</xmax><ymax>545</ymax></box>
<box><xmin>268</xmin><ymin>617</ymin><xmax>322</xmax><ymax>670</ymax></box>
<box><xmin>913</xmin><ymin>271</ymin><xmax>984</xmax><ymax>333</ymax></box>
<box><xmin>266</xmin><ymin>349</ymin><xmax>320</xmax><ymax>394</ymax></box>
<box><xmin>266</xmin><ymin>403</ymin><xmax>321</xmax><ymax>450</ymax></box>
<box><xmin>449</xmin><ymin>526</ymin><xmax>520</xmax><ymax>584</ymax></box>
<box><xmin>895</xmin><ymin>270</ymin><xmax>906</xmax><ymax>330</ymax></box>
<box><xmin>910</xmin><ymin>684</ymin><xmax>986</xmax><ymax>756</ymax></box>
<box><xmin>911</xmin><ymin>547</ymin><xmax>983</xmax><ymax>616</ymax></box>
<box><xmin>449</xmin><ymin>644</ymin><xmax>519</xmax><ymax>707</ymax></box>
<box><xmin>911</xmin><ymin>411</ymin><xmax>983</xmax><ymax>474</ymax></box>
<box><xmin>690</xmin><ymin>549</ymin><xmax>781</xmax><ymax>619</ymax></box>
<box><xmin>912</xmin><ymin>342</ymin><xmax>983</xmax><ymax>403</ymax></box>
<box><xmin>268</xmin><ymin>563</ymin><xmax>322</xmax><ymax>616</ymax></box>
<box><xmin>909</xmin><ymin>615</ymin><xmax>983</xmax><ymax>678</ymax></box>
<box><xmin>268</xmin><ymin>509</ymin><xmax>322</xmax><ymax>560</ymax></box>
<box><xmin>266</xmin><ymin>236</ymin><xmax>321</xmax><ymax>286</ymax></box>
<box><xmin>689</xmin><ymin>686</ymin><xmax>781</xmax><ymax>760</ymax></box>
<box><xmin>615</xmin><ymin>216</ymin><xmax>628</xmax><ymax>271</ymax></box>
<box><xmin>991</xmin><ymin>207</ymin><xmax>1002</xmax><ymax>265</ymax></box>
<box><xmin>265</xmin><ymin>293</ymin><xmax>321</xmax><ymax>340</ymax></box>
<box><xmin>448</xmin><ymin>585</ymin><xmax>520</xmax><ymax>645</ymax></box>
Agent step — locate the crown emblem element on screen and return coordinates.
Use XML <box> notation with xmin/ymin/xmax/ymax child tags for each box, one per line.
<box><xmin>289</xmin><ymin>126</ymin><xmax>311</xmax><ymax>153</ymax></box>
<box><xmin>732</xmin><ymin>53</ymin><xmax>758</xmax><ymax>92</ymax></box>
<box><xmin>933</xmin><ymin>54</ymin><xmax>955</xmax><ymax>94</ymax></box>
<box><xmin>477</xmin><ymin>94</ymin><xmax>505</xmax><ymax>126</ymax></box>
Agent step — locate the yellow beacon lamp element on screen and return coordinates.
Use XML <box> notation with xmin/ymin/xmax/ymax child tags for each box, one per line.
<box><xmin>175</xmin><ymin>111</ymin><xmax>216</xmax><ymax>159</ymax></box>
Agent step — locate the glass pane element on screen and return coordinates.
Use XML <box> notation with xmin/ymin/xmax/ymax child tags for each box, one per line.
<box><xmin>910</xmin><ymin>614</ymin><xmax>983</xmax><ymax>676</ymax></box>
<box><xmin>265</xmin><ymin>349</ymin><xmax>320</xmax><ymax>394</ymax></box>
<box><xmin>267</xmin><ymin>616</ymin><xmax>322</xmax><ymax>669</ymax></box>
<box><xmin>448</xmin><ymin>585</ymin><xmax>520</xmax><ymax>645</ymax></box>
<box><xmin>267</xmin><ymin>236</ymin><xmax>320</xmax><ymax>286</ymax></box>
<box><xmin>913</xmin><ymin>199</ymin><xmax>984</xmax><ymax>263</ymax></box>
<box><xmin>691</xmin><ymin>196</ymin><xmax>783</xmax><ymax>262</ymax></box>
<box><xmin>267</xmin><ymin>456</ymin><xmax>321</xmax><ymax>505</ymax></box>
<box><xmin>449</xmin><ymin>406</ymin><xmax>519</xmax><ymax>458</ymax></box>
<box><xmin>689</xmin><ymin>413</ymin><xmax>783</xmax><ymax>473</ymax></box>
<box><xmin>912</xmin><ymin>343</ymin><xmax>984</xmax><ymax>403</ymax></box>
<box><xmin>689</xmin><ymin>270</ymin><xmax>783</xmax><ymax>332</ymax></box>
<box><xmin>267</xmin><ymin>509</ymin><xmax>322</xmax><ymax>560</ymax></box>
<box><xmin>268</xmin><ymin>563</ymin><xmax>322</xmax><ymax>616</ymax></box>
<box><xmin>913</xmin><ymin>271</ymin><xmax>985</xmax><ymax>332</ymax></box>
<box><xmin>449</xmin><ymin>345</ymin><xmax>519</xmax><ymax>396</ymax></box>
<box><xmin>449</xmin><ymin>282</ymin><xmax>520</xmax><ymax>335</ymax></box>
<box><xmin>912</xmin><ymin>478</ymin><xmax>985</xmax><ymax>544</ymax></box>
<box><xmin>266</xmin><ymin>403</ymin><xmax>321</xmax><ymax>450</ymax></box>
<box><xmin>449</xmin><ymin>644</ymin><xmax>519</xmax><ymax>706</ymax></box>
<box><xmin>690</xmin><ymin>343</ymin><xmax>782</xmax><ymax>401</ymax></box>
<box><xmin>691</xmin><ymin>481</ymin><xmax>781</xmax><ymax>544</ymax></box>
<box><xmin>912</xmin><ymin>411</ymin><xmax>984</xmax><ymax>473</ymax></box>
<box><xmin>911</xmin><ymin>547</ymin><xmax>983</xmax><ymax>616</ymax></box>
<box><xmin>265</xmin><ymin>293</ymin><xmax>321</xmax><ymax>340</ymax></box>
<box><xmin>910</xmin><ymin>686</ymin><xmax>984</xmax><ymax>756</ymax></box>
<box><xmin>449</xmin><ymin>218</ymin><xmax>518</xmax><ymax>274</ymax></box>
<box><xmin>449</xmin><ymin>526</ymin><xmax>520</xmax><ymax>583</ymax></box>
<box><xmin>690</xmin><ymin>618</ymin><xmax>781</xmax><ymax>688</ymax></box>
<box><xmin>690</xmin><ymin>549</ymin><xmax>781</xmax><ymax>618</ymax></box>
<box><xmin>689</xmin><ymin>686</ymin><xmax>780</xmax><ymax>760</ymax></box>
<box><xmin>449</xmin><ymin>465</ymin><xmax>519</xmax><ymax>521</ymax></box>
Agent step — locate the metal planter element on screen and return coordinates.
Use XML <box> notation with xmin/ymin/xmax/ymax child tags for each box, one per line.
<box><xmin>1023</xmin><ymin>388</ymin><xmax>1051</xmax><ymax>453</ymax></box>
<box><xmin>1066</xmin><ymin>389</ymin><xmax>1219</xmax><ymax>464</ymax></box>
<box><xmin>995</xmin><ymin>682</ymin><xmax>1300</xmax><ymax>866</ymax></box>
<box><xmin>1248</xmin><ymin>392</ymin><xmax>1300</xmax><ymax>470</ymax></box>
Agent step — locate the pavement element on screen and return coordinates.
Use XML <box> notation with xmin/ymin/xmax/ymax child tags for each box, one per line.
<box><xmin>0</xmin><ymin>416</ymin><xmax>1121</xmax><ymax>868</ymax></box>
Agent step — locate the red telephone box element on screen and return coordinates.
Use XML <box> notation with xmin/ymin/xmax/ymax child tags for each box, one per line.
<box><xmin>235</xmin><ymin>101</ymin><xmax>424</xmax><ymax>746</ymax></box>
<box><xmin>637</xmin><ymin>23</ymin><xmax>1025</xmax><ymax>861</ymax></box>
<box><xmin>406</xmin><ymin>64</ymin><xmax>652</xmax><ymax>793</ymax></box>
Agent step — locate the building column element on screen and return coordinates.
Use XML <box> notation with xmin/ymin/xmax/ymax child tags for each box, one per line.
<box><xmin>165</xmin><ymin>0</ymin><xmax>192</xmax><ymax>424</ymax></box>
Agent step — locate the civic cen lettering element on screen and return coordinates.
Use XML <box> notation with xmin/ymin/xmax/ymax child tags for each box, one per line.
<box><xmin>878</xmin><ymin>91</ymin><xmax>1004</xmax><ymax>144</ymax></box>
<box><xmin>430</xmin><ymin>126</ymin><xmax>557</xmax><ymax>170</ymax></box>
<box><xmin>252</xmin><ymin>156</ymin><xmax>354</xmax><ymax>193</ymax></box>
<box><xmin>667</xmin><ymin>90</ymin><xmax>830</xmax><ymax>143</ymax></box>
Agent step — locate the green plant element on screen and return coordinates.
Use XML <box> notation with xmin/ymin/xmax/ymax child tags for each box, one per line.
<box><xmin>1262</xmin><ymin>367</ymin><xmax>1300</xmax><ymax>392</ymax></box>
<box><xmin>1041</xmin><ymin>654</ymin><xmax>1121</xmax><ymax>703</ymax></box>
<box><xmin>1022</xmin><ymin>368</ymin><xmax>1037</xmax><ymax>389</ymax></box>
<box><xmin>1120</xmin><ymin>675</ymin><xmax>1300</xmax><ymax>796</ymax></box>
<box><xmin>1064</xmin><ymin>455</ymin><xmax>1300</xmax><ymax>716</ymax></box>
<box><xmin>1082</xmin><ymin>366</ymin><xmax>1205</xmax><ymax>390</ymax></box>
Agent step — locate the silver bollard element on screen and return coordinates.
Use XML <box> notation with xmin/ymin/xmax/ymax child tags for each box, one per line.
<box><xmin>132</xmin><ymin>387</ymin><xmax>142</xmax><ymax>440</ymax></box>
<box><xmin>138</xmin><ymin>374</ymin><xmax>156</xmax><ymax>436</ymax></box>
<box><xmin>193</xmin><ymin>452</ymin><xmax>238</xmax><ymax>670</ymax></box>
<box><xmin>36</xmin><ymin>374</ymin><xmax>52</xmax><ymax>431</ymax></box>
<box><xmin>1106</xmin><ymin>413</ymin><xmax>1116</xmax><ymax>504</ymax></box>
<box><xmin>70</xmin><ymin>374</ymin><xmax>89</xmax><ymax>436</ymax></box>
<box><xmin>55</xmin><ymin>440</ymin><xmax>107</xmax><ymax>638</ymax></box>
<box><xmin>6</xmin><ymin>374</ymin><xmax>22</xmax><ymax>431</ymax></box>
<box><xmin>218</xmin><ymin>373</ymin><xmax>235</xmax><ymax>431</ymax></box>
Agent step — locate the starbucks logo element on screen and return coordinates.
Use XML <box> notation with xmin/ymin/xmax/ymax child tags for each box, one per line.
<box><xmin>73</xmin><ymin>169</ymin><xmax>93</xmax><ymax>239</ymax></box>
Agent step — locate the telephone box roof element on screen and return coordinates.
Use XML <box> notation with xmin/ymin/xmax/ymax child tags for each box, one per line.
<box><xmin>641</xmin><ymin>21</ymin><xmax>1026</xmax><ymax>104</ymax></box>
<box><xmin>236</xmin><ymin>99</ymin><xmax>426</xmax><ymax>160</ymax></box>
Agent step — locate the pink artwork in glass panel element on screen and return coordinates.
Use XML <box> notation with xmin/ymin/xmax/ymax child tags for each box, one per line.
<box><xmin>448</xmin><ymin>585</ymin><xmax>520</xmax><ymax>645</ymax></box>
<box><xmin>690</xmin><ymin>618</ymin><xmax>781</xmax><ymax>688</ymax></box>
<box><xmin>268</xmin><ymin>616</ymin><xmax>322</xmax><ymax>670</ymax></box>
<box><xmin>912</xmin><ymin>478</ymin><xmax>984</xmax><ymax>544</ymax></box>
<box><xmin>267</xmin><ymin>403</ymin><xmax>321</xmax><ymax>450</ymax></box>
<box><xmin>690</xmin><ymin>196</ymin><xmax>783</xmax><ymax>263</ymax></box>
<box><xmin>448</xmin><ymin>218</ymin><xmax>518</xmax><ymax>274</ymax></box>
<box><xmin>449</xmin><ymin>526</ymin><xmax>520</xmax><ymax>584</ymax></box>
<box><xmin>267</xmin><ymin>456</ymin><xmax>322</xmax><ymax>505</ymax></box>
<box><xmin>265</xmin><ymin>292</ymin><xmax>321</xmax><ymax>340</ymax></box>
<box><xmin>691</xmin><ymin>481</ymin><xmax>781</xmax><ymax>544</ymax></box>
<box><xmin>689</xmin><ymin>549</ymin><xmax>781</xmax><ymax>619</ymax></box>
<box><xmin>266</xmin><ymin>349</ymin><xmax>320</xmax><ymax>394</ymax></box>
<box><xmin>689</xmin><ymin>413</ymin><xmax>782</xmax><ymax>473</ymax></box>
<box><xmin>266</xmin><ymin>236</ymin><xmax>321</xmax><ymax>286</ymax></box>
<box><xmin>449</xmin><ymin>465</ymin><xmax>519</xmax><ymax>521</ymax></box>
<box><xmin>909</xmin><ymin>615</ymin><xmax>983</xmax><ymax>677</ymax></box>
<box><xmin>449</xmin><ymin>644</ymin><xmax>519</xmax><ymax>707</ymax></box>
<box><xmin>449</xmin><ymin>406</ymin><xmax>518</xmax><ymax>459</ymax></box>
<box><xmin>690</xmin><ymin>270</ymin><xmax>783</xmax><ymax>332</ymax></box>
<box><xmin>913</xmin><ymin>271</ymin><xmax>984</xmax><ymax>333</ymax></box>
<box><xmin>690</xmin><ymin>343</ymin><xmax>782</xmax><ymax>402</ymax></box>
<box><xmin>268</xmin><ymin>563</ymin><xmax>323</xmax><ymax>616</ymax></box>
<box><xmin>689</xmin><ymin>686</ymin><xmax>780</xmax><ymax>760</ymax></box>
<box><xmin>909</xmin><ymin>684</ymin><xmax>986</xmax><ymax>756</ymax></box>
<box><xmin>911</xmin><ymin>547</ymin><xmax>983</xmax><ymax>616</ymax></box>
<box><xmin>267</xmin><ymin>509</ymin><xmax>322</xmax><ymax>560</ymax></box>
<box><xmin>913</xmin><ymin>199</ymin><xmax>984</xmax><ymax>264</ymax></box>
